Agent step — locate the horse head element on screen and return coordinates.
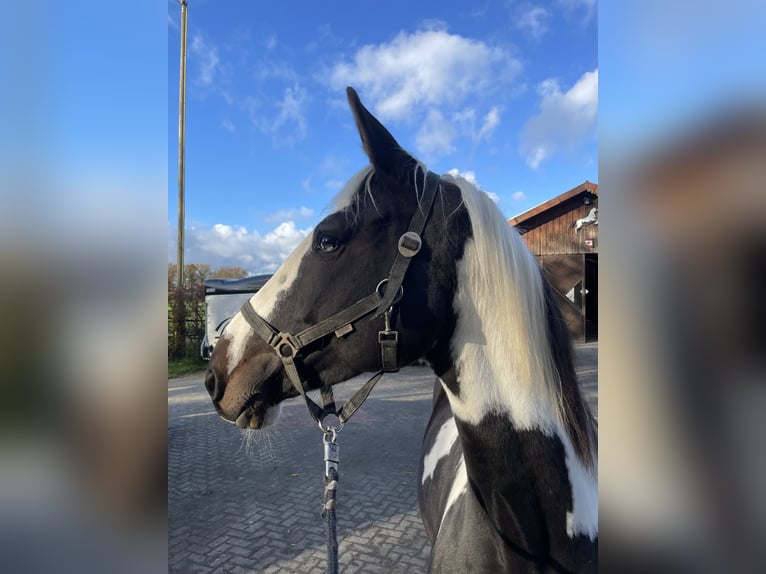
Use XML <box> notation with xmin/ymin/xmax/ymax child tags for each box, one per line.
<box><xmin>204</xmin><ymin>88</ymin><xmax>466</xmax><ymax>429</ymax></box>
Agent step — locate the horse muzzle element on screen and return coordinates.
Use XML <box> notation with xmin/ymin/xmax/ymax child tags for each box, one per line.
<box><xmin>205</xmin><ymin>348</ymin><xmax>284</xmax><ymax>429</ymax></box>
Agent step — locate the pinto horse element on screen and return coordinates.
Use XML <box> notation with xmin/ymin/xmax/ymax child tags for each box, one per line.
<box><xmin>204</xmin><ymin>88</ymin><xmax>597</xmax><ymax>573</ymax></box>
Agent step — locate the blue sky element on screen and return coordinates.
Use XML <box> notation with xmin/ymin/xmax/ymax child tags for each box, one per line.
<box><xmin>167</xmin><ymin>0</ymin><xmax>597</xmax><ymax>274</ymax></box>
<box><xmin>599</xmin><ymin>0</ymin><xmax>766</xmax><ymax>156</ymax></box>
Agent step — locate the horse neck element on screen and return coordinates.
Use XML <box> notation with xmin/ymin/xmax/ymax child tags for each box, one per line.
<box><xmin>428</xmin><ymin>231</ymin><xmax>598</xmax><ymax>542</ymax></box>
<box><xmin>431</xmin><ymin>347</ymin><xmax>599</xmax><ymax>546</ymax></box>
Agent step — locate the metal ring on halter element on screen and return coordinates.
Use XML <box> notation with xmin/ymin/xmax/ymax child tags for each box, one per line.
<box><xmin>375</xmin><ymin>279</ymin><xmax>404</xmax><ymax>305</ymax></box>
<box><xmin>318</xmin><ymin>417</ymin><xmax>344</xmax><ymax>437</ymax></box>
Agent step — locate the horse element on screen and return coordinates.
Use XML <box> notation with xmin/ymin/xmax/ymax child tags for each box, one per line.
<box><xmin>569</xmin><ymin>207</ymin><xmax>598</xmax><ymax>234</ymax></box>
<box><xmin>204</xmin><ymin>87</ymin><xmax>598</xmax><ymax>573</ymax></box>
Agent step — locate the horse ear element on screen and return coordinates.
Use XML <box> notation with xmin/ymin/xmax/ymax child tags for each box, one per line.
<box><xmin>346</xmin><ymin>86</ymin><xmax>416</xmax><ymax>176</ymax></box>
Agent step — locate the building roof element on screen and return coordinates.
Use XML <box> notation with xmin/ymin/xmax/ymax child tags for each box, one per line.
<box><xmin>507</xmin><ymin>181</ymin><xmax>598</xmax><ymax>227</ymax></box>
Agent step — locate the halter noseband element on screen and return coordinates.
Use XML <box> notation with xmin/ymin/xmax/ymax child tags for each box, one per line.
<box><xmin>239</xmin><ymin>170</ymin><xmax>441</xmax><ymax>427</ymax></box>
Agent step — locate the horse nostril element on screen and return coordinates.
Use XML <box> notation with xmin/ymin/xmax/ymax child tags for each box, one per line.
<box><xmin>204</xmin><ymin>369</ymin><xmax>215</xmax><ymax>396</ymax></box>
<box><xmin>204</xmin><ymin>369</ymin><xmax>224</xmax><ymax>402</ymax></box>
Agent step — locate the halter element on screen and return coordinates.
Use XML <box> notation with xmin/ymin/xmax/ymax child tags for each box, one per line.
<box><xmin>239</xmin><ymin>170</ymin><xmax>440</xmax><ymax>428</ymax></box>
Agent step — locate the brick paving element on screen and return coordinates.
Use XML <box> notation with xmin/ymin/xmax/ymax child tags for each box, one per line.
<box><xmin>169</xmin><ymin>343</ymin><xmax>597</xmax><ymax>573</ymax></box>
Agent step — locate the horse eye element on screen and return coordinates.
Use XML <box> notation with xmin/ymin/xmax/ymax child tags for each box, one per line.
<box><xmin>316</xmin><ymin>234</ymin><xmax>340</xmax><ymax>253</ymax></box>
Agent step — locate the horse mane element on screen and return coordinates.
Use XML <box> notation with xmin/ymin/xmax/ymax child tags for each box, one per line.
<box><xmin>332</xmin><ymin>161</ymin><xmax>431</xmax><ymax>220</ymax></box>
<box><xmin>332</xmin><ymin>166</ymin><xmax>375</xmax><ymax>216</ymax></box>
<box><xmin>444</xmin><ymin>173</ymin><xmax>596</xmax><ymax>469</ymax></box>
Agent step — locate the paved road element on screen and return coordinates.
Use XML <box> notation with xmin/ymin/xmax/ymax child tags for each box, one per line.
<box><xmin>169</xmin><ymin>343</ymin><xmax>597</xmax><ymax>573</ymax></box>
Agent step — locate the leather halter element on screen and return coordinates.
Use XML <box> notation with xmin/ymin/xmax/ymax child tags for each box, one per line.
<box><xmin>239</xmin><ymin>170</ymin><xmax>441</xmax><ymax>426</ymax></box>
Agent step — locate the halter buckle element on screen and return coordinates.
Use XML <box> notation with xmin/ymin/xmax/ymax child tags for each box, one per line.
<box><xmin>378</xmin><ymin>328</ymin><xmax>399</xmax><ymax>373</ymax></box>
<box><xmin>398</xmin><ymin>231</ymin><xmax>422</xmax><ymax>257</ymax></box>
<box><xmin>378</xmin><ymin>330</ymin><xmax>399</xmax><ymax>344</ymax></box>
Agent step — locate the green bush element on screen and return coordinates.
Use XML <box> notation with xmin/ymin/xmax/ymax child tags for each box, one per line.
<box><xmin>168</xmin><ymin>346</ymin><xmax>208</xmax><ymax>378</ymax></box>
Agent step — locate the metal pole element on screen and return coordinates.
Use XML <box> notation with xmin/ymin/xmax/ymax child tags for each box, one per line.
<box><xmin>175</xmin><ymin>0</ymin><xmax>189</xmax><ymax>356</ymax></box>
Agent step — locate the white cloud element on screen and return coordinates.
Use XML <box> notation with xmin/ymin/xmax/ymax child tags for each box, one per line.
<box><xmin>446</xmin><ymin>168</ymin><xmax>500</xmax><ymax>204</ymax></box>
<box><xmin>416</xmin><ymin>110</ymin><xmax>456</xmax><ymax>157</ymax></box>
<box><xmin>221</xmin><ymin>118</ymin><xmax>235</xmax><ymax>132</ymax></box>
<box><xmin>514</xmin><ymin>5</ymin><xmax>551</xmax><ymax>39</ymax></box>
<box><xmin>253</xmin><ymin>60</ymin><xmax>299</xmax><ymax>83</ymax></box>
<box><xmin>244</xmin><ymin>83</ymin><xmax>309</xmax><ymax>147</ymax></box>
<box><xmin>485</xmin><ymin>191</ymin><xmax>501</xmax><ymax>204</ymax></box>
<box><xmin>329</xmin><ymin>29</ymin><xmax>520</xmax><ymax>122</ymax></box>
<box><xmin>447</xmin><ymin>168</ymin><xmax>478</xmax><ymax>186</ymax></box>
<box><xmin>301</xmin><ymin>177</ymin><xmax>312</xmax><ymax>193</ymax></box>
<box><xmin>520</xmin><ymin>68</ymin><xmax>598</xmax><ymax>169</ymax></box>
<box><xmin>327</xmin><ymin>28</ymin><xmax>520</xmax><ymax>158</ymax></box>
<box><xmin>272</xmin><ymin>84</ymin><xmax>308</xmax><ymax>144</ymax></box>
<box><xmin>264</xmin><ymin>206</ymin><xmax>314</xmax><ymax>224</ymax></box>
<box><xmin>451</xmin><ymin>106</ymin><xmax>503</xmax><ymax>144</ymax></box>
<box><xmin>477</xmin><ymin>106</ymin><xmax>502</xmax><ymax>141</ymax></box>
<box><xmin>190</xmin><ymin>35</ymin><xmax>220</xmax><ymax>87</ymax></box>
<box><xmin>305</xmin><ymin>23</ymin><xmax>344</xmax><ymax>54</ymax></box>
<box><xmin>512</xmin><ymin>191</ymin><xmax>527</xmax><ymax>202</ymax></box>
<box><xmin>184</xmin><ymin>220</ymin><xmax>312</xmax><ymax>274</ymax></box>
<box><xmin>557</xmin><ymin>0</ymin><xmax>597</xmax><ymax>25</ymax></box>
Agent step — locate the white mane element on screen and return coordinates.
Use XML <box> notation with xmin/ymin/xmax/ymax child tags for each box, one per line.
<box><xmin>444</xmin><ymin>174</ymin><xmax>597</xmax><ymax>538</ymax></box>
<box><xmin>443</xmin><ymin>173</ymin><xmax>565</xmax><ymax>432</ymax></box>
<box><xmin>332</xmin><ymin>162</ymin><xmax>431</xmax><ymax>217</ymax></box>
<box><xmin>332</xmin><ymin>166</ymin><xmax>375</xmax><ymax>215</ymax></box>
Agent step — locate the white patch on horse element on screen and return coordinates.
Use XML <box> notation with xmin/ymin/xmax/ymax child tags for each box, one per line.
<box><xmin>421</xmin><ymin>415</ymin><xmax>459</xmax><ymax>484</ymax></box>
<box><xmin>560</xmin><ymin>423</ymin><xmax>598</xmax><ymax>539</ymax></box>
<box><xmin>250</xmin><ymin>234</ymin><xmax>313</xmax><ymax>319</ymax></box>
<box><xmin>438</xmin><ymin>455</ymin><xmax>468</xmax><ymax>534</ymax></box>
<box><xmin>224</xmin><ymin>234</ymin><xmax>312</xmax><ymax>375</ymax></box>
<box><xmin>222</xmin><ymin>314</ymin><xmax>254</xmax><ymax>376</ymax></box>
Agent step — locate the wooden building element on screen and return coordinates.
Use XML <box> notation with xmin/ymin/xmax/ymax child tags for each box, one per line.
<box><xmin>508</xmin><ymin>181</ymin><xmax>598</xmax><ymax>342</ymax></box>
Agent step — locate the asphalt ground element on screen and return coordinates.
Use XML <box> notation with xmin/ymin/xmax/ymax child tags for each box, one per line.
<box><xmin>168</xmin><ymin>342</ymin><xmax>597</xmax><ymax>573</ymax></box>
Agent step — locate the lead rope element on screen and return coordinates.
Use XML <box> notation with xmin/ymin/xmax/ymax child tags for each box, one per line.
<box><xmin>321</xmin><ymin>426</ymin><xmax>341</xmax><ymax>574</ymax></box>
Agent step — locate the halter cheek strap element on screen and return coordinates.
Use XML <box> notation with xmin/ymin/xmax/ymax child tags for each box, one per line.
<box><xmin>239</xmin><ymin>169</ymin><xmax>440</xmax><ymax>426</ymax></box>
<box><xmin>240</xmin><ymin>290</ymin><xmax>385</xmax><ymax>423</ymax></box>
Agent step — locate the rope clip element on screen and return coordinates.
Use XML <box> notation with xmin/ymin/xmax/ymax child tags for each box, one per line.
<box><xmin>320</xmin><ymin>419</ymin><xmax>341</xmax><ymax>478</ymax></box>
